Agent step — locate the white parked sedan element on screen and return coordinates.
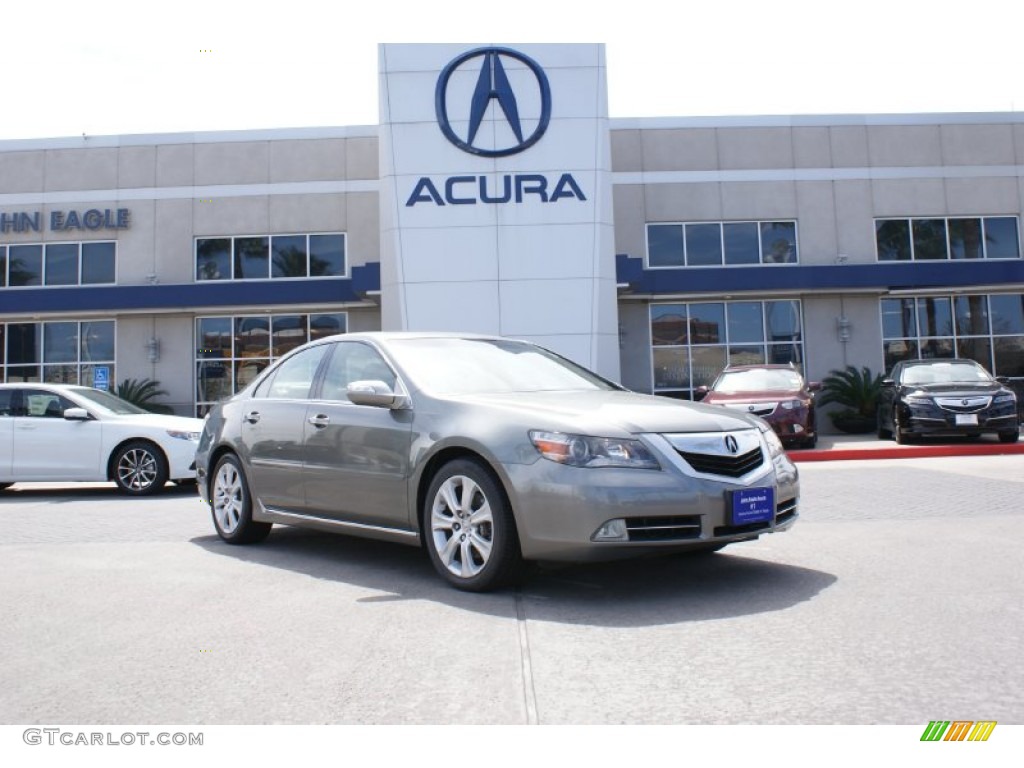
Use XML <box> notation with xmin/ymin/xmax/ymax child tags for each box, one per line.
<box><xmin>0</xmin><ymin>383</ymin><xmax>203</xmax><ymax>495</ymax></box>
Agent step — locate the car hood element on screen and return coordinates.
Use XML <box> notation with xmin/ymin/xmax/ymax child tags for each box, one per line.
<box><xmin>908</xmin><ymin>382</ymin><xmax>1008</xmax><ymax>397</ymax></box>
<box><xmin>703</xmin><ymin>389</ymin><xmax>803</xmax><ymax>403</ymax></box>
<box><xmin>455</xmin><ymin>390</ymin><xmax>763</xmax><ymax>435</ymax></box>
<box><xmin>102</xmin><ymin>413</ymin><xmax>205</xmax><ymax>432</ymax></box>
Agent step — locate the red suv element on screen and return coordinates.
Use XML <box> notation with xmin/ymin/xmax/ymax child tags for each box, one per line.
<box><xmin>698</xmin><ymin>364</ymin><xmax>820</xmax><ymax>449</ymax></box>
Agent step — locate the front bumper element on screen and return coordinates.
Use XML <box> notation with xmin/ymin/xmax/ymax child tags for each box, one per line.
<box><xmin>503</xmin><ymin>436</ymin><xmax>799</xmax><ymax>562</ymax></box>
<box><xmin>902</xmin><ymin>402</ymin><xmax>1018</xmax><ymax>435</ymax></box>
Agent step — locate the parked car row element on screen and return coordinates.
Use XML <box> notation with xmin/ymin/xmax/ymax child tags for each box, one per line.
<box><xmin>6</xmin><ymin>335</ymin><xmax>1016</xmax><ymax>592</ymax></box>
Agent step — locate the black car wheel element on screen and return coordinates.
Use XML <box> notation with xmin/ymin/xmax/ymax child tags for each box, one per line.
<box><xmin>424</xmin><ymin>458</ymin><xmax>526</xmax><ymax>592</ymax></box>
<box><xmin>893</xmin><ymin>409</ymin><xmax>912</xmax><ymax>445</ymax></box>
<box><xmin>998</xmin><ymin>429</ymin><xmax>1020</xmax><ymax>444</ymax></box>
<box><xmin>112</xmin><ymin>440</ymin><xmax>169</xmax><ymax>495</ymax></box>
<box><xmin>209</xmin><ymin>454</ymin><xmax>272</xmax><ymax>544</ymax></box>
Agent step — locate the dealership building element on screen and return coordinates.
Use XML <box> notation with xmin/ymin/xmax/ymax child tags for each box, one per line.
<box><xmin>1</xmin><ymin>43</ymin><xmax>1023</xmax><ymax>422</ymax></box>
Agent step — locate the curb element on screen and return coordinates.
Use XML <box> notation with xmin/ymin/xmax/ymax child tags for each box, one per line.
<box><xmin>788</xmin><ymin>442</ymin><xmax>1024</xmax><ymax>462</ymax></box>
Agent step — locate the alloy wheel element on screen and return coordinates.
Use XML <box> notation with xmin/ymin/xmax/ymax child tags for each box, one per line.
<box><xmin>213</xmin><ymin>460</ymin><xmax>244</xmax><ymax>535</ymax></box>
<box><xmin>430</xmin><ymin>474</ymin><xmax>495</xmax><ymax>578</ymax></box>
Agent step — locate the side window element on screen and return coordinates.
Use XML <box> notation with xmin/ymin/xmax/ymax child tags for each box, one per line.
<box><xmin>261</xmin><ymin>345</ymin><xmax>329</xmax><ymax>400</ymax></box>
<box><xmin>319</xmin><ymin>343</ymin><xmax>397</xmax><ymax>402</ymax></box>
<box><xmin>22</xmin><ymin>390</ymin><xmax>75</xmax><ymax>418</ymax></box>
<box><xmin>0</xmin><ymin>390</ymin><xmax>14</xmax><ymax>416</ymax></box>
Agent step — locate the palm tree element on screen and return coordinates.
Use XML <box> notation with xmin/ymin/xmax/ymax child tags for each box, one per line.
<box><xmin>817</xmin><ymin>365</ymin><xmax>883</xmax><ymax>433</ymax></box>
<box><xmin>115</xmin><ymin>378</ymin><xmax>174</xmax><ymax>414</ymax></box>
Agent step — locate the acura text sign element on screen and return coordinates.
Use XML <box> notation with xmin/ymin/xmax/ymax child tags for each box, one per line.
<box><xmin>378</xmin><ymin>44</ymin><xmax>620</xmax><ymax>379</ymax></box>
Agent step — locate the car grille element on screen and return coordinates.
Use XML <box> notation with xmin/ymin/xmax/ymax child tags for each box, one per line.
<box><xmin>676</xmin><ymin>446</ymin><xmax>764</xmax><ymax>478</ymax></box>
<box><xmin>625</xmin><ymin>515</ymin><xmax>702</xmax><ymax>542</ymax></box>
<box><xmin>934</xmin><ymin>396</ymin><xmax>991</xmax><ymax>413</ymax></box>
<box><xmin>722</xmin><ymin>402</ymin><xmax>777</xmax><ymax>417</ymax></box>
<box><xmin>775</xmin><ymin>497</ymin><xmax>797</xmax><ymax>525</ymax></box>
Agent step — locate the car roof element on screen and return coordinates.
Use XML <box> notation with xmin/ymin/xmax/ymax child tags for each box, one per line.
<box><xmin>900</xmin><ymin>358</ymin><xmax>980</xmax><ymax>366</ymax></box>
<box><xmin>719</xmin><ymin>364</ymin><xmax>801</xmax><ymax>372</ymax></box>
<box><xmin>0</xmin><ymin>382</ymin><xmax>91</xmax><ymax>391</ymax></box>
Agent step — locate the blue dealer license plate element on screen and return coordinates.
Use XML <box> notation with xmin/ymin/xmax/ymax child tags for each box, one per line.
<box><xmin>731</xmin><ymin>487</ymin><xmax>775</xmax><ymax>526</ymax></box>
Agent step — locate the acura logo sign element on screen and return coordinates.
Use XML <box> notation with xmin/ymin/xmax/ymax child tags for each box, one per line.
<box><xmin>435</xmin><ymin>47</ymin><xmax>552</xmax><ymax>157</ymax></box>
<box><xmin>724</xmin><ymin>435</ymin><xmax>739</xmax><ymax>454</ymax></box>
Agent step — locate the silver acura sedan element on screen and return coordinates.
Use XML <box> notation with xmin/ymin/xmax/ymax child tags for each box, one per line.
<box><xmin>195</xmin><ymin>333</ymin><xmax>799</xmax><ymax>591</ymax></box>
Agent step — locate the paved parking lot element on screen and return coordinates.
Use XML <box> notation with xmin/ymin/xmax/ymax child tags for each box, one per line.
<box><xmin>1</xmin><ymin>455</ymin><xmax>1022</xmax><ymax>725</ymax></box>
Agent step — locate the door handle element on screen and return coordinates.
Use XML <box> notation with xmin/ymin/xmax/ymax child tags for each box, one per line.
<box><xmin>244</xmin><ymin>411</ymin><xmax>261</xmax><ymax>424</ymax></box>
<box><xmin>307</xmin><ymin>414</ymin><xmax>330</xmax><ymax>428</ymax></box>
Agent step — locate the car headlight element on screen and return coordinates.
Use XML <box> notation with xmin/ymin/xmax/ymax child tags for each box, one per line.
<box><xmin>780</xmin><ymin>399</ymin><xmax>804</xmax><ymax>410</ymax></box>
<box><xmin>994</xmin><ymin>393</ymin><xmax>1016</xmax><ymax>405</ymax></box>
<box><xmin>529</xmin><ymin>431</ymin><xmax>661</xmax><ymax>470</ymax></box>
<box><xmin>167</xmin><ymin>429</ymin><xmax>201</xmax><ymax>442</ymax></box>
<box><xmin>755</xmin><ymin>421</ymin><xmax>786</xmax><ymax>458</ymax></box>
<box><xmin>904</xmin><ymin>396</ymin><xmax>931</xmax><ymax>406</ymax></box>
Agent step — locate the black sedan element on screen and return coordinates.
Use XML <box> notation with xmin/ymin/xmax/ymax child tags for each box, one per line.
<box><xmin>877</xmin><ymin>359</ymin><xmax>1019</xmax><ymax>444</ymax></box>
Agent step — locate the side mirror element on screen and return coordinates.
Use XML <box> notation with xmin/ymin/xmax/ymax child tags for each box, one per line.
<box><xmin>63</xmin><ymin>407</ymin><xmax>91</xmax><ymax>421</ymax></box>
<box><xmin>881</xmin><ymin>378</ymin><xmax>895</xmax><ymax>387</ymax></box>
<box><xmin>808</xmin><ymin>381</ymin><xmax>822</xmax><ymax>392</ymax></box>
<box><xmin>346</xmin><ymin>380</ymin><xmax>405</xmax><ymax>409</ymax></box>
<box><xmin>995</xmin><ymin>376</ymin><xmax>1010</xmax><ymax>385</ymax></box>
<box><xmin>694</xmin><ymin>385</ymin><xmax>709</xmax><ymax>401</ymax></box>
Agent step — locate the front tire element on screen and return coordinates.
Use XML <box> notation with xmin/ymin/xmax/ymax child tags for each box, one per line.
<box><xmin>210</xmin><ymin>454</ymin><xmax>272</xmax><ymax>544</ymax></box>
<box><xmin>893</xmin><ymin>409</ymin><xmax>912</xmax><ymax>445</ymax></box>
<box><xmin>423</xmin><ymin>458</ymin><xmax>525</xmax><ymax>592</ymax></box>
<box><xmin>112</xmin><ymin>441</ymin><xmax>169</xmax><ymax>495</ymax></box>
<box><xmin>998</xmin><ymin>429</ymin><xmax>1020</xmax><ymax>444</ymax></box>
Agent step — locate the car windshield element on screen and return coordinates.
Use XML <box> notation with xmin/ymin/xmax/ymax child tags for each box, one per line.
<box><xmin>387</xmin><ymin>338</ymin><xmax>619</xmax><ymax>396</ymax></box>
<box><xmin>69</xmin><ymin>387</ymin><xmax>149</xmax><ymax>415</ymax></box>
<box><xmin>713</xmin><ymin>369</ymin><xmax>804</xmax><ymax>393</ymax></box>
<box><xmin>902</xmin><ymin>362</ymin><xmax>992</xmax><ymax>385</ymax></box>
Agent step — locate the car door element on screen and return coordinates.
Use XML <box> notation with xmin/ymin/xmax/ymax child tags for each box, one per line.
<box><xmin>301</xmin><ymin>341</ymin><xmax>413</xmax><ymax>529</ymax></box>
<box><xmin>239</xmin><ymin>343</ymin><xmax>330</xmax><ymax>512</ymax></box>
<box><xmin>11</xmin><ymin>388</ymin><xmax>104</xmax><ymax>480</ymax></box>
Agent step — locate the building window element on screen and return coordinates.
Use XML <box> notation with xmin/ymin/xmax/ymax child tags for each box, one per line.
<box><xmin>0</xmin><ymin>320</ymin><xmax>115</xmax><ymax>386</ymax></box>
<box><xmin>195</xmin><ymin>233</ymin><xmax>347</xmax><ymax>281</ymax></box>
<box><xmin>646</xmin><ymin>221</ymin><xmax>798</xmax><ymax>268</ymax></box>
<box><xmin>880</xmin><ymin>293</ymin><xmax>1024</xmax><ymax>377</ymax></box>
<box><xmin>650</xmin><ymin>300</ymin><xmax>804</xmax><ymax>399</ymax></box>
<box><xmin>875</xmin><ymin>217</ymin><xmax>1020</xmax><ymax>261</ymax></box>
<box><xmin>0</xmin><ymin>242</ymin><xmax>116</xmax><ymax>287</ymax></box>
<box><xmin>195</xmin><ymin>312</ymin><xmax>347</xmax><ymax>415</ymax></box>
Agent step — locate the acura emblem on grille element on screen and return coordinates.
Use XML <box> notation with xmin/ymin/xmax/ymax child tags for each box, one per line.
<box><xmin>724</xmin><ymin>435</ymin><xmax>739</xmax><ymax>454</ymax></box>
<box><xmin>747</xmin><ymin>405</ymin><xmax>756</xmax><ymax>412</ymax></box>
<box><xmin>962</xmin><ymin>399</ymin><xmax>969</xmax><ymax>406</ymax></box>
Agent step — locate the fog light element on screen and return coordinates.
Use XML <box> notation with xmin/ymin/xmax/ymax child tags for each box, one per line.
<box><xmin>593</xmin><ymin>519</ymin><xmax>629</xmax><ymax>541</ymax></box>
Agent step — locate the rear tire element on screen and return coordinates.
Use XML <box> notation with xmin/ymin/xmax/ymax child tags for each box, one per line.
<box><xmin>423</xmin><ymin>458</ymin><xmax>526</xmax><ymax>592</ymax></box>
<box><xmin>210</xmin><ymin>454</ymin><xmax>272</xmax><ymax>544</ymax></box>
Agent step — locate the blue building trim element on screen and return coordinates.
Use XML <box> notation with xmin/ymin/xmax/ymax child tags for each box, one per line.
<box><xmin>616</xmin><ymin>255</ymin><xmax>1024</xmax><ymax>295</ymax></box>
<box><xmin>0</xmin><ymin>263</ymin><xmax>382</xmax><ymax>315</ymax></box>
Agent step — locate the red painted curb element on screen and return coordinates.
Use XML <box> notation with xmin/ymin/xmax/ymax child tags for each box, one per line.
<box><xmin>788</xmin><ymin>442</ymin><xmax>1024</xmax><ymax>462</ymax></box>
